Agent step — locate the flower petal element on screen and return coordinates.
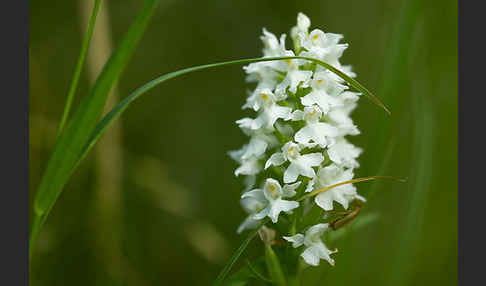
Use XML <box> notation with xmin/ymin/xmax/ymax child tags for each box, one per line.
<box><xmin>288</xmin><ymin>70</ymin><xmax>313</xmax><ymax>93</ymax></box>
<box><xmin>301</xmin><ymin>90</ymin><xmax>341</xmax><ymax>114</ymax></box>
<box><xmin>299</xmin><ymin>153</ymin><xmax>324</xmax><ymax>167</ymax></box>
<box><xmin>295</xmin><ymin>122</ymin><xmax>338</xmax><ymax>148</ymax></box>
<box><xmin>235</xmin><ymin>156</ymin><xmax>262</xmax><ymax>176</ymax></box>
<box><xmin>283</xmin><ymin>163</ymin><xmax>300</xmax><ymax>183</ymax></box>
<box><xmin>301</xmin><ymin>245</ymin><xmax>321</xmax><ymax>266</ymax></box>
<box><xmin>282</xmin><ymin>181</ymin><xmax>301</xmax><ymax>197</ymax></box>
<box><xmin>241</xmin><ymin>189</ymin><xmax>264</xmax><ymax>200</ymax></box>
<box><xmin>305</xmin><ymin>178</ymin><xmax>315</xmax><ymax>193</ymax></box>
<box><xmin>237</xmin><ymin>215</ymin><xmax>261</xmax><ymax>234</ymax></box>
<box><xmin>315</xmin><ymin>191</ymin><xmax>334</xmax><ymax>211</ymax></box>
<box><xmin>315</xmin><ymin>242</ymin><xmax>335</xmax><ymax>266</ymax></box>
<box><xmin>265</xmin><ymin>152</ymin><xmax>286</xmax><ymax>169</ymax></box>
<box><xmin>283</xmin><ymin>234</ymin><xmax>305</xmax><ymax>248</ymax></box>
<box><xmin>327</xmin><ymin>138</ymin><xmax>362</xmax><ymax>168</ymax></box>
<box><xmin>305</xmin><ymin>223</ymin><xmax>330</xmax><ymax>239</ymax></box>
<box><xmin>241</xmin><ymin>189</ymin><xmax>266</xmax><ymax>213</ymax></box>
<box><xmin>268</xmin><ymin>199</ymin><xmax>299</xmax><ymax>223</ymax></box>
<box><xmin>253</xmin><ymin>206</ymin><xmax>270</xmax><ymax>220</ymax></box>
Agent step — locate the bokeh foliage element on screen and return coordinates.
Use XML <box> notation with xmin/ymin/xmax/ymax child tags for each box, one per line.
<box><xmin>29</xmin><ymin>0</ymin><xmax>457</xmax><ymax>285</ymax></box>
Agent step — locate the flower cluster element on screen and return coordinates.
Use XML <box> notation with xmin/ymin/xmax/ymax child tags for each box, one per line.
<box><xmin>229</xmin><ymin>12</ymin><xmax>365</xmax><ymax>267</ymax></box>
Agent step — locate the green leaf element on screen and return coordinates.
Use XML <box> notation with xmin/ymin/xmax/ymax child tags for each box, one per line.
<box><xmin>213</xmin><ymin>219</ymin><xmax>268</xmax><ymax>286</ymax></box>
<box><xmin>30</xmin><ymin>0</ymin><xmax>160</xmax><ymax>259</ymax></box>
<box><xmin>56</xmin><ymin>0</ymin><xmax>103</xmax><ymax>138</ymax></box>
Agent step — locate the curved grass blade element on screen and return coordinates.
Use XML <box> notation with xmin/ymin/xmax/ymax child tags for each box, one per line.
<box><xmin>76</xmin><ymin>56</ymin><xmax>389</xmax><ymax>171</ymax></box>
<box><xmin>30</xmin><ymin>0</ymin><xmax>160</xmax><ymax>260</ymax></box>
<box><xmin>30</xmin><ymin>55</ymin><xmax>384</xmax><ymax>258</ymax></box>
<box><xmin>300</xmin><ymin>57</ymin><xmax>391</xmax><ymax>115</ymax></box>
<box><xmin>56</xmin><ymin>0</ymin><xmax>103</xmax><ymax>138</ymax></box>
<box><xmin>213</xmin><ymin>219</ymin><xmax>269</xmax><ymax>286</ymax></box>
<box><xmin>297</xmin><ymin>176</ymin><xmax>406</xmax><ymax>201</ymax></box>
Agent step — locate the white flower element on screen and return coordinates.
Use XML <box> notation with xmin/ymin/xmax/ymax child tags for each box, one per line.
<box><xmin>243</xmin><ymin>174</ymin><xmax>256</xmax><ymax>192</ymax></box>
<box><xmin>265</xmin><ymin>141</ymin><xmax>324</xmax><ymax>183</ymax></box>
<box><xmin>284</xmin><ymin>223</ymin><xmax>337</xmax><ymax>266</ymax></box>
<box><xmin>261</xmin><ymin>28</ymin><xmax>287</xmax><ymax>58</ymax></box>
<box><xmin>326</xmin><ymin>91</ymin><xmax>361</xmax><ymax>136</ymax></box>
<box><xmin>300</xmin><ymin>71</ymin><xmax>347</xmax><ymax>113</ymax></box>
<box><xmin>243</xmin><ymin>178</ymin><xmax>300</xmax><ymax>223</ymax></box>
<box><xmin>293</xmin><ymin>105</ymin><xmax>339</xmax><ymax>148</ymax></box>
<box><xmin>237</xmin><ymin>88</ymin><xmax>292</xmax><ymax>131</ymax></box>
<box><xmin>235</xmin><ymin>156</ymin><xmax>262</xmax><ymax>176</ymax></box>
<box><xmin>228</xmin><ymin>140</ymin><xmax>266</xmax><ymax>163</ymax></box>
<box><xmin>244</xmin><ymin>63</ymin><xmax>279</xmax><ymax>89</ymax></box>
<box><xmin>327</xmin><ymin>137</ymin><xmax>362</xmax><ymax>168</ymax></box>
<box><xmin>290</xmin><ymin>12</ymin><xmax>311</xmax><ymax>41</ymax></box>
<box><xmin>229</xmin><ymin>147</ymin><xmax>262</xmax><ymax>177</ymax></box>
<box><xmin>306</xmin><ymin>164</ymin><xmax>365</xmax><ymax>211</ymax></box>
<box><xmin>298</xmin><ymin>28</ymin><xmax>348</xmax><ymax>68</ymax></box>
<box><xmin>275</xmin><ymin>53</ymin><xmax>313</xmax><ymax>96</ymax></box>
<box><xmin>258</xmin><ymin>107</ymin><xmax>293</xmax><ymax>131</ymax></box>
<box><xmin>244</xmin><ymin>28</ymin><xmax>289</xmax><ymax>84</ymax></box>
<box><xmin>243</xmin><ymin>88</ymin><xmax>286</xmax><ymax>112</ymax></box>
<box><xmin>237</xmin><ymin>187</ymin><xmax>268</xmax><ymax>233</ymax></box>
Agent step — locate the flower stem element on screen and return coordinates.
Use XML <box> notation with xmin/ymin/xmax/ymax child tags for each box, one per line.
<box><xmin>264</xmin><ymin>244</ymin><xmax>286</xmax><ymax>286</ymax></box>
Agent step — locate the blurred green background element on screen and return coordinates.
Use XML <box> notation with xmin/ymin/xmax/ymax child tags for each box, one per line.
<box><xmin>29</xmin><ymin>0</ymin><xmax>457</xmax><ymax>285</ymax></box>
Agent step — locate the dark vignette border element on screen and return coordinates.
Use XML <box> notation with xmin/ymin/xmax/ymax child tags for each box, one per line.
<box><xmin>459</xmin><ymin>0</ymin><xmax>484</xmax><ymax>285</ymax></box>
<box><xmin>0</xmin><ymin>1</ymin><xmax>29</xmax><ymax>285</ymax></box>
<box><xmin>0</xmin><ymin>0</ymin><xmax>473</xmax><ymax>285</ymax></box>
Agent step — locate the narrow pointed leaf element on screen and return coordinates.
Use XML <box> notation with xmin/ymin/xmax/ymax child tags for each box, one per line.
<box><xmin>213</xmin><ymin>219</ymin><xmax>268</xmax><ymax>286</ymax></box>
<box><xmin>56</xmin><ymin>0</ymin><xmax>103</xmax><ymax>137</ymax></box>
<box><xmin>30</xmin><ymin>0</ymin><xmax>160</xmax><ymax>257</ymax></box>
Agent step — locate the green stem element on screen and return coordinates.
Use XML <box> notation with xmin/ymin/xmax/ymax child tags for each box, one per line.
<box><xmin>265</xmin><ymin>244</ymin><xmax>286</xmax><ymax>286</ymax></box>
<box><xmin>289</xmin><ymin>214</ymin><xmax>297</xmax><ymax>236</ymax></box>
<box><xmin>56</xmin><ymin>0</ymin><xmax>103</xmax><ymax>138</ymax></box>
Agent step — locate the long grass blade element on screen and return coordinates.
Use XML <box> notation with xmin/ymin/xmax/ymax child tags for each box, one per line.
<box><xmin>56</xmin><ymin>0</ymin><xmax>103</xmax><ymax>138</ymax></box>
<box><xmin>30</xmin><ymin>0</ymin><xmax>160</xmax><ymax>259</ymax></box>
<box><xmin>213</xmin><ymin>219</ymin><xmax>268</xmax><ymax>286</ymax></box>
<box><xmin>306</xmin><ymin>57</ymin><xmax>391</xmax><ymax>115</ymax></box>
<box><xmin>75</xmin><ymin>56</ymin><xmax>388</xmax><ymax>172</ymax></box>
